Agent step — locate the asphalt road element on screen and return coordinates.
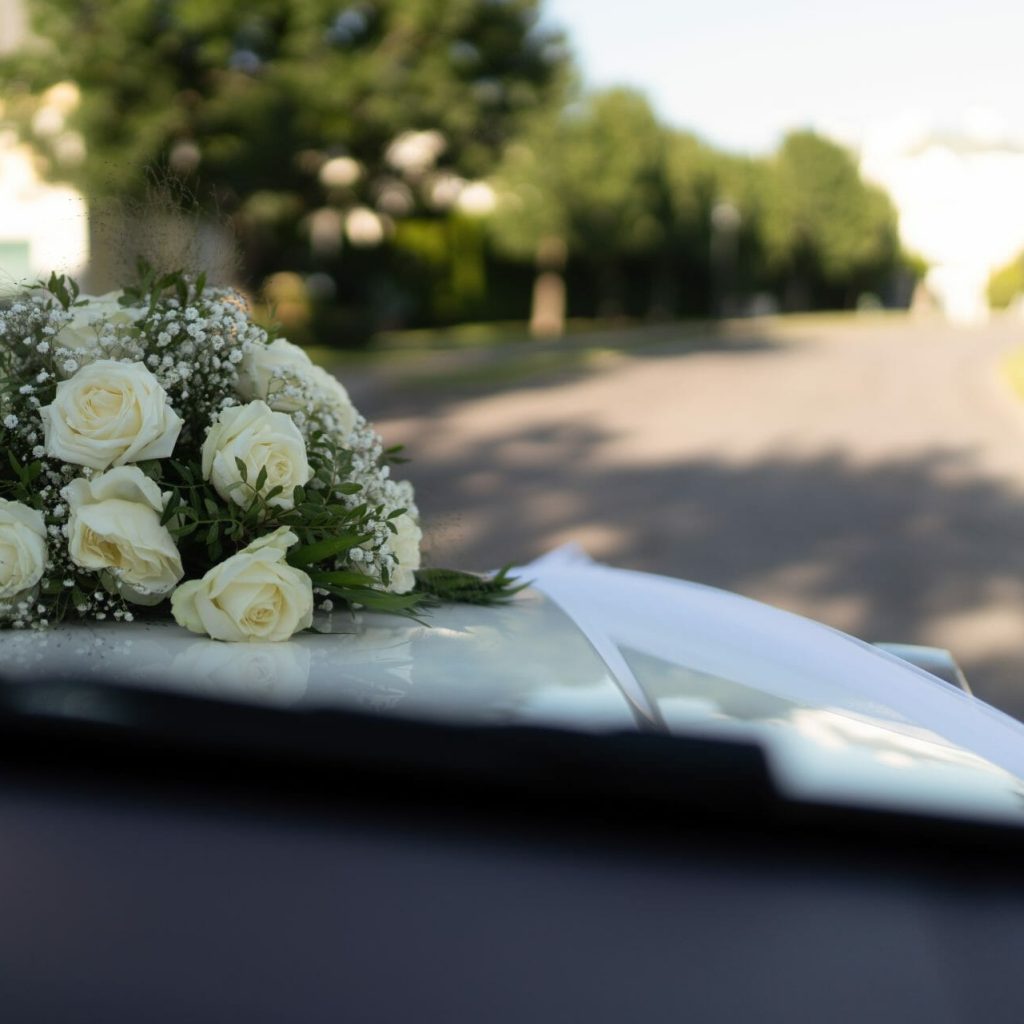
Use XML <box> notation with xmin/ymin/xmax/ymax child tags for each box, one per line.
<box><xmin>355</xmin><ymin>314</ymin><xmax>1024</xmax><ymax>717</ymax></box>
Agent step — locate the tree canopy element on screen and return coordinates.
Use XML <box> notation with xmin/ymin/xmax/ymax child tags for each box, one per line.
<box><xmin>1</xmin><ymin>3</ymin><xmax>913</xmax><ymax>335</ymax></box>
<box><xmin>758</xmin><ymin>131</ymin><xmax>901</xmax><ymax>304</ymax></box>
<box><xmin>3</xmin><ymin>0</ymin><xmax>570</xmax><ymax>301</ymax></box>
<box><xmin>5</xmin><ymin>0</ymin><xmax>570</xmax><ymax>193</ymax></box>
<box><xmin>490</xmin><ymin>97</ymin><xmax>906</xmax><ymax>320</ymax></box>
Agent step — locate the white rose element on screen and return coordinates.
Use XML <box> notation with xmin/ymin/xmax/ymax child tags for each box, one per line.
<box><xmin>201</xmin><ymin>400</ymin><xmax>311</xmax><ymax>510</ymax></box>
<box><xmin>54</xmin><ymin>291</ymin><xmax>147</xmax><ymax>354</ymax></box>
<box><xmin>237</xmin><ymin>338</ymin><xmax>314</xmax><ymax>413</ymax></box>
<box><xmin>66</xmin><ymin>466</ymin><xmax>184</xmax><ymax>605</ymax></box>
<box><xmin>171</xmin><ymin>527</ymin><xmax>314</xmax><ymax>642</ymax></box>
<box><xmin>40</xmin><ymin>359</ymin><xmax>183</xmax><ymax>470</ymax></box>
<box><xmin>309</xmin><ymin>364</ymin><xmax>358</xmax><ymax>437</ymax></box>
<box><xmin>238</xmin><ymin>339</ymin><xmax>359</xmax><ymax>436</ymax></box>
<box><xmin>387</xmin><ymin>512</ymin><xmax>422</xmax><ymax>595</ymax></box>
<box><xmin>0</xmin><ymin>499</ymin><xmax>47</xmax><ymax>600</ymax></box>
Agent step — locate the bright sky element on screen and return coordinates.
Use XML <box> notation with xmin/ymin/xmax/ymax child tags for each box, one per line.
<box><xmin>542</xmin><ymin>0</ymin><xmax>1024</xmax><ymax>153</ymax></box>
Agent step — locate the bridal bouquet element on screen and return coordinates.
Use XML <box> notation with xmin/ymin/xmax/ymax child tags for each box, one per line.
<box><xmin>0</xmin><ymin>267</ymin><xmax>517</xmax><ymax>642</ymax></box>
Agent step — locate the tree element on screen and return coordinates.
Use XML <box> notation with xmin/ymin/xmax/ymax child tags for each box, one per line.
<box><xmin>757</xmin><ymin>131</ymin><xmax>901</xmax><ymax>308</ymax></box>
<box><xmin>658</xmin><ymin>131</ymin><xmax>719</xmax><ymax>316</ymax></box>
<box><xmin>490</xmin><ymin>87</ymin><xmax>674</xmax><ymax>328</ymax></box>
<box><xmin>2</xmin><ymin>0</ymin><xmax>570</xmax><ymax>322</ymax></box>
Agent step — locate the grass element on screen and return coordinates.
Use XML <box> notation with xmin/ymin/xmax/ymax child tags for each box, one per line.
<box><xmin>1002</xmin><ymin>345</ymin><xmax>1024</xmax><ymax>400</ymax></box>
<box><xmin>397</xmin><ymin>346</ymin><xmax>628</xmax><ymax>392</ymax></box>
<box><xmin>304</xmin><ymin>308</ymin><xmax>918</xmax><ymax>397</ymax></box>
<box><xmin>368</xmin><ymin>308</ymin><xmax>910</xmax><ymax>353</ymax></box>
<box><xmin>370</xmin><ymin>316</ymin><xmax>657</xmax><ymax>352</ymax></box>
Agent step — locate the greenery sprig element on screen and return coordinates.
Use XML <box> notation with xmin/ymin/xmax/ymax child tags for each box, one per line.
<box><xmin>414</xmin><ymin>565</ymin><xmax>528</xmax><ymax>606</ymax></box>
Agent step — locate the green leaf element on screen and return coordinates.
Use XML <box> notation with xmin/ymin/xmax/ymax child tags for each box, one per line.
<box><xmin>171</xmin><ymin>460</ymin><xmax>195</xmax><ymax>485</ymax></box>
<box><xmin>325</xmin><ymin>587</ymin><xmax>425</xmax><ymax>612</ymax></box>
<box><xmin>234</xmin><ymin>457</ymin><xmax>248</xmax><ymax>483</ymax></box>
<box><xmin>288</xmin><ymin>532</ymin><xmax>372</xmax><ymax>566</ymax></box>
<box><xmin>383</xmin><ymin>444</ymin><xmax>411</xmax><ymax>466</ymax></box>
<box><xmin>414</xmin><ymin>565</ymin><xmax>528</xmax><ymax>605</ymax></box>
<box><xmin>160</xmin><ymin>492</ymin><xmax>181</xmax><ymax>526</ymax></box>
<box><xmin>308</xmin><ymin>569</ymin><xmax>376</xmax><ymax>587</ymax></box>
<box><xmin>47</xmin><ymin>271</ymin><xmax>72</xmax><ymax>310</ymax></box>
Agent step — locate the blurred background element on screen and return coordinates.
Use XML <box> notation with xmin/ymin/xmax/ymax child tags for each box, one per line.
<box><xmin>4</xmin><ymin>0</ymin><xmax>1024</xmax><ymax>714</ymax></box>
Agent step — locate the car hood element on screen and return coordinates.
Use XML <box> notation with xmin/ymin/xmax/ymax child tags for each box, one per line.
<box><xmin>3</xmin><ymin>545</ymin><xmax>1024</xmax><ymax>826</ymax></box>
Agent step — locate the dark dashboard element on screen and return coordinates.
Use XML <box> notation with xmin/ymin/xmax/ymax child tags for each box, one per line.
<box><xmin>2</xmin><ymin>680</ymin><xmax>1023</xmax><ymax>1024</ymax></box>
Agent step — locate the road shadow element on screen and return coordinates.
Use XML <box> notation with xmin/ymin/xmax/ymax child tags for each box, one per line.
<box><xmin>348</xmin><ymin>321</ymin><xmax>793</xmax><ymax>419</ymax></box>
<box><xmin>397</xmin><ymin>419</ymin><xmax>1024</xmax><ymax>718</ymax></box>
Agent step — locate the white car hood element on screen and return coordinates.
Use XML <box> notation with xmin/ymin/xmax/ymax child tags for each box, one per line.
<box><xmin>3</xmin><ymin>545</ymin><xmax>1024</xmax><ymax>826</ymax></box>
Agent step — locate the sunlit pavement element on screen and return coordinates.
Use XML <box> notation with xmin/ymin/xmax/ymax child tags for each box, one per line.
<box><xmin>359</xmin><ymin>314</ymin><xmax>1024</xmax><ymax>718</ymax></box>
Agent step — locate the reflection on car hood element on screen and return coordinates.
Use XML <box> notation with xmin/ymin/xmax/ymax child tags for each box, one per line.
<box><xmin>2</xmin><ymin>545</ymin><xmax>1024</xmax><ymax>826</ymax></box>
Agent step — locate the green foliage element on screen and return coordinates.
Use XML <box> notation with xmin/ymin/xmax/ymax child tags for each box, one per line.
<box><xmin>415</xmin><ymin>565</ymin><xmax>527</xmax><ymax>605</ymax></box>
<box><xmin>491</xmin><ymin>88</ymin><xmax>669</xmax><ymax>262</ymax></box>
<box><xmin>392</xmin><ymin>214</ymin><xmax>488</xmax><ymax>321</ymax></box>
<box><xmin>2</xmin><ymin>0</ymin><xmax>570</xmax><ymax>289</ymax></box>
<box><xmin>120</xmin><ymin>258</ymin><xmax>208</xmax><ymax>311</ymax></box>
<box><xmin>42</xmin><ymin>270</ymin><xmax>81</xmax><ymax>311</ymax></box>
<box><xmin>988</xmin><ymin>253</ymin><xmax>1024</xmax><ymax>309</ymax></box>
<box><xmin>0</xmin><ymin>4</ymin><xmax>909</xmax><ymax>325</ymax></box>
<box><xmin>490</xmin><ymin>100</ymin><xmax>905</xmax><ymax>318</ymax></box>
<box><xmin>662</xmin><ymin>132</ymin><xmax>718</xmax><ymax>242</ymax></box>
<box><xmin>2</xmin><ymin>448</ymin><xmax>44</xmax><ymax>507</ymax></box>
<box><xmin>758</xmin><ymin>131</ymin><xmax>901</xmax><ymax>300</ymax></box>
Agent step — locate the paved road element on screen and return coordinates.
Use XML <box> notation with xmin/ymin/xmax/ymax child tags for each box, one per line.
<box><xmin>354</xmin><ymin>314</ymin><xmax>1024</xmax><ymax>717</ymax></box>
